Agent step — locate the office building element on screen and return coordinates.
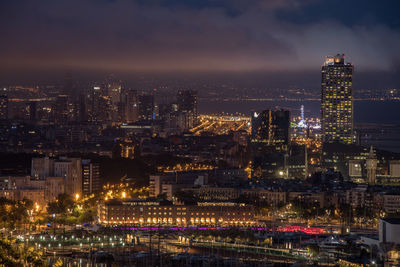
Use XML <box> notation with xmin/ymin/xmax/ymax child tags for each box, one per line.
<box><xmin>250</xmin><ymin>109</ymin><xmax>290</xmax><ymax>179</ymax></box>
<box><xmin>321</xmin><ymin>54</ymin><xmax>354</xmax><ymax>144</ymax></box>
<box><xmin>251</xmin><ymin>109</ymin><xmax>290</xmax><ymax>147</ymax></box>
<box><xmin>138</xmin><ymin>94</ymin><xmax>155</xmax><ymax>120</ymax></box>
<box><xmin>54</xmin><ymin>95</ymin><xmax>69</xmax><ymax>123</ymax></box>
<box><xmin>31</xmin><ymin>157</ymin><xmax>54</xmax><ymax>179</ymax></box>
<box><xmin>149</xmin><ymin>172</ymin><xmax>208</xmax><ymax>199</ymax></box>
<box><xmin>90</xmin><ymin>85</ymin><xmax>111</xmax><ymax>122</ymax></box>
<box><xmin>383</xmin><ymin>194</ymin><xmax>400</xmax><ymax>214</ymax></box>
<box><xmin>125</xmin><ymin>89</ymin><xmax>139</xmax><ymax>123</ymax></box>
<box><xmin>177</xmin><ymin>90</ymin><xmax>197</xmax><ymax>130</ymax></box>
<box><xmin>82</xmin><ymin>159</ymin><xmax>101</xmax><ymax>196</ymax></box>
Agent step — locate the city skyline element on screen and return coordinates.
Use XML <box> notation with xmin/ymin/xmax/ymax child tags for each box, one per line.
<box><xmin>1</xmin><ymin>1</ymin><xmax>400</xmax><ymax>266</ymax></box>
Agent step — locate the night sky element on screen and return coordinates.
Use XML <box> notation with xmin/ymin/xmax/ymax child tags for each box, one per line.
<box><xmin>1</xmin><ymin>0</ymin><xmax>400</xmax><ymax>86</ymax></box>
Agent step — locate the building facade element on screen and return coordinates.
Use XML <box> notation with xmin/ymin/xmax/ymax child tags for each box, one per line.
<box><xmin>98</xmin><ymin>199</ymin><xmax>255</xmax><ymax>226</ymax></box>
<box><xmin>82</xmin><ymin>159</ymin><xmax>101</xmax><ymax>197</ymax></box>
<box><xmin>321</xmin><ymin>54</ymin><xmax>354</xmax><ymax>144</ymax></box>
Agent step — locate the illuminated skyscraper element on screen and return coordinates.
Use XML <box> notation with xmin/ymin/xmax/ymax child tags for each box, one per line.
<box><xmin>321</xmin><ymin>54</ymin><xmax>354</xmax><ymax>144</ymax></box>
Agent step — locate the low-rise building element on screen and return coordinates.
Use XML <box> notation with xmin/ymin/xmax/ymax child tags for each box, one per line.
<box><xmin>97</xmin><ymin>199</ymin><xmax>255</xmax><ymax>226</ymax></box>
<box><xmin>242</xmin><ymin>189</ymin><xmax>287</xmax><ymax>206</ymax></box>
<box><xmin>383</xmin><ymin>194</ymin><xmax>400</xmax><ymax>214</ymax></box>
<box><xmin>379</xmin><ymin>218</ymin><xmax>400</xmax><ymax>244</ymax></box>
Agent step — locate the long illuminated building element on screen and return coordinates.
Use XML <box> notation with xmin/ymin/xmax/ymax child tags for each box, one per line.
<box><xmin>321</xmin><ymin>54</ymin><xmax>354</xmax><ymax>144</ymax></box>
<box><xmin>98</xmin><ymin>199</ymin><xmax>255</xmax><ymax>226</ymax></box>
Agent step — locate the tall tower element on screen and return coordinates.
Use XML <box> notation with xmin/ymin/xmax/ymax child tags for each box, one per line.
<box><xmin>321</xmin><ymin>54</ymin><xmax>354</xmax><ymax>144</ymax></box>
<box><xmin>250</xmin><ymin>109</ymin><xmax>290</xmax><ymax>179</ymax></box>
<box><xmin>251</xmin><ymin>109</ymin><xmax>290</xmax><ymax>148</ymax></box>
<box><xmin>138</xmin><ymin>94</ymin><xmax>155</xmax><ymax>121</ymax></box>
<box><xmin>125</xmin><ymin>89</ymin><xmax>139</xmax><ymax>123</ymax></box>
<box><xmin>54</xmin><ymin>95</ymin><xmax>69</xmax><ymax>123</ymax></box>
<box><xmin>366</xmin><ymin>146</ymin><xmax>378</xmax><ymax>184</ymax></box>
<box><xmin>177</xmin><ymin>90</ymin><xmax>197</xmax><ymax>130</ymax></box>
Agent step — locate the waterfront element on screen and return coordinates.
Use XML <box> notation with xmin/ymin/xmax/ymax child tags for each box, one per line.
<box><xmin>199</xmin><ymin>99</ymin><xmax>400</xmax><ymax>124</ymax></box>
<box><xmin>199</xmin><ymin>99</ymin><xmax>400</xmax><ymax>153</ymax></box>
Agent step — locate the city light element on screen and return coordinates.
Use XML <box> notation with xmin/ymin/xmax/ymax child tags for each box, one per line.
<box><xmin>0</xmin><ymin>3</ymin><xmax>397</xmax><ymax>265</ymax></box>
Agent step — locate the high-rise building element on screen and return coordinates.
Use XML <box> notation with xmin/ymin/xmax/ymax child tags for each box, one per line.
<box><xmin>0</xmin><ymin>95</ymin><xmax>8</xmax><ymax>120</ymax></box>
<box><xmin>251</xmin><ymin>109</ymin><xmax>290</xmax><ymax>147</ymax></box>
<box><xmin>177</xmin><ymin>90</ymin><xmax>197</xmax><ymax>130</ymax></box>
<box><xmin>125</xmin><ymin>89</ymin><xmax>139</xmax><ymax>123</ymax></box>
<box><xmin>89</xmin><ymin>85</ymin><xmax>110</xmax><ymax>122</ymax></box>
<box><xmin>250</xmin><ymin>109</ymin><xmax>290</xmax><ymax>179</ymax></box>
<box><xmin>82</xmin><ymin>159</ymin><xmax>101</xmax><ymax>196</ymax></box>
<box><xmin>321</xmin><ymin>54</ymin><xmax>354</xmax><ymax>144</ymax></box>
<box><xmin>105</xmin><ymin>75</ymin><xmax>123</xmax><ymax>122</ymax></box>
<box><xmin>106</xmin><ymin>75</ymin><xmax>123</xmax><ymax>105</ymax></box>
<box><xmin>54</xmin><ymin>95</ymin><xmax>69</xmax><ymax>123</ymax></box>
<box><xmin>138</xmin><ymin>94</ymin><xmax>155</xmax><ymax>121</ymax></box>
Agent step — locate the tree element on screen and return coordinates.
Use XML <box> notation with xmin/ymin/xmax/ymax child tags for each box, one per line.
<box><xmin>0</xmin><ymin>237</ymin><xmax>47</xmax><ymax>266</ymax></box>
<box><xmin>47</xmin><ymin>194</ymin><xmax>74</xmax><ymax>215</ymax></box>
<box><xmin>307</xmin><ymin>244</ymin><xmax>320</xmax><ymax>256</ymax></box>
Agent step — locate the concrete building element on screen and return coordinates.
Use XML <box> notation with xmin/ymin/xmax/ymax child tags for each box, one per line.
<box><xmin>149</xmin><ymin>172</ymin><xmax>208</xmax><ymax>198</ymax></box>
<box><xmin>383</xmin><ymin>194</ymin><xmax>400</xmax><ymax>214</ymax></box>
<box><xmin>54</xmin><ymin>157</ymin><xmax>82</xmax><ymax>196</ymax></box>
<box><xmin>348</xmin><ymin>160</ymin><xmax>363</xmax><ymax>178</ymax></box>
<box><xmin>125</xmin><ymin>89</ymin><xmax>139</xmax><ymax>123</ymax></box>
<box><xmin>44</xmin><ymin>177</ymin><xmax>65</xmax><ymax>202</ymax></box>
<box><xmin>242</xmin><ymin>189</ymin><xmax>287</xmax><ymax>206</ymax></box>
<box><xmin>390</xmin><ymin>160</ymin><xmax>400</xmax><ymax>178</ymax></box>
<box><xmin>82</xmin><ymin>159</ymin><xmax>101</xmax><ymax>197</ymax></box>
<box><xmin>379</xmin><ymin>218</ymin><xmax>400</xmax><ymax>244</ymax></box>
<box><xmin>137</xmin><ymin>94</ymin><xmax>154</xmax><ymax>121</ymax></box>
<box><xmin>31</xmin><ymin>157</ymin><xmax>54</xmax><ymax>179</ymax></box>
<box><xmin>195</xmin><ymin>187</ymin><xmax>239</xmax><ymax>201</ymax></box>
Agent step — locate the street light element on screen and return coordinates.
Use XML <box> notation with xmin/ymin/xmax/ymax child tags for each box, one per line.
<box><xmin>75</xmin><ymin>193</ymin><xmax>80</xmax><ymax>201</ymax></box>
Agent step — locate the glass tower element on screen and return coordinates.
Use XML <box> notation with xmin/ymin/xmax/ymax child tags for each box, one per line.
<box><xmin>321</xmin><ymin>54</ymin><xmax>354</xmax><ymax>144</ymax></box>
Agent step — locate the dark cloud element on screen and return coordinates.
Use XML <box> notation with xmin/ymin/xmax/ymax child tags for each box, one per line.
<box><xmin>0</xmin><ymin>0</ymin><xmax>399</xmax><ymax>78</ymax></box>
